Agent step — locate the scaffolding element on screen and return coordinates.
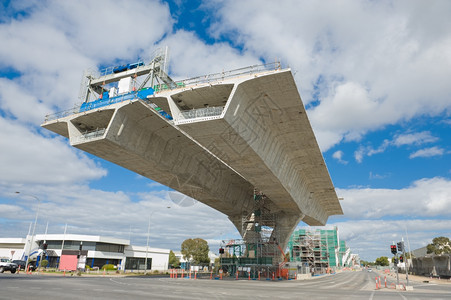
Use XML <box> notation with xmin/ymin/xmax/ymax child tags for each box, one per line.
<box><xmin>288</xmin><ymin>227</ymin><xmax>340</xmax><ymax>274</ymax></box>
<box><xmin>219</xmin><ymin>190</ymin><xmax>288</xmax><ymax>279</ymax></box>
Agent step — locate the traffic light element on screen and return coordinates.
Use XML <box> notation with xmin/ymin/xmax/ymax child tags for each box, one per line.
<box><xmin>397</xmin><ymin>242</ymin><xmax>404</xmax><ymax>252</ymax></box>
<box><xmin>394</xmin><ymin>258</ymin><xmax>399</xmax><ymax>264</ymax></box>
<box><xmin>43</xmin><ymin>243</ymin><xmax>48</xmax><ymax>250</ymax></box>
<box><xmin>219</xmin><ymin>248</ymin><xmax>224</xmax><ymax>254</ymax></box>
<box><xmin>399</xmin><ymin>255</ymin><xmax>404</xmax><ymax>263</ymax></box>
<box><xmin>390</xmin><ymin>245</ymin><xmax>397</xmax><ymax>254</ymax></box>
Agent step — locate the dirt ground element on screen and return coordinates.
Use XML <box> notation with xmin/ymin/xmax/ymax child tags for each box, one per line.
<box><xmin>380</xmin><ymin>270</ymin><xmax>451</xmax><ymax>285</ymax></box>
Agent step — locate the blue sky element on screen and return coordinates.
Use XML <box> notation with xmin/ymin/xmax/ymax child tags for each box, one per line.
<box><xmin>1</xmin><ymin>0</ymin><xmax>450</xmax><ymax>262</ymax></box>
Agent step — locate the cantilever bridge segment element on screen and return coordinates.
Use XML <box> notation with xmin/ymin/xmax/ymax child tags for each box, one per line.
<box><xmin>42</xmin><ymin>59</ymin><xmax>342</xmax><ymax>264</ymax></box>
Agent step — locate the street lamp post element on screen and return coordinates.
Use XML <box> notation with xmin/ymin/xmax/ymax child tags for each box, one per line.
<box><xmin>144</xmin><ymin>206</ymin><xmax>170</xmax><ymax>274</ymax></box>
<box><xmin>16</xmin><ymin>192</ymin><xmax>41</xmax><ymax>268</ymax></box>
<box><xmin>144</xmin><ymin>215</ymin><xmax>151</xmax><ymax>274</ymax></box>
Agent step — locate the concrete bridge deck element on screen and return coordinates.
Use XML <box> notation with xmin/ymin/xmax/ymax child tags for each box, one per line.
<box><xmin>42</xmin><ymin>67</ymin><xmax>342</xmax><ymax>254</ymax></box>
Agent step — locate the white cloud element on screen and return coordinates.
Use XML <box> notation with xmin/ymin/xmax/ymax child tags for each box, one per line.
<box><xmin>0</xmin><ymin>117</ymin><xmax>107</xmax><ymax>185</ymax></box>
<box><xmin>337</xmin><ymin>177</ymin><xmax>451</xmax><ymax>219</ymax></box>
<box><xmin>0</xmin><ymin>78</ymin><xmax>53</xmax><ymax>124</ymax></box>
<box><xmin>329</xmin><ymin>219</ymin><xmax>451</xmax><ymax>261</ymax></box>
<box><xmin>209</xmin><ymin>0</ymin><xmax>451</xmax><ymax>151</ymax></box>
<box><xmin>0</xmin><ymin>204</ymin><xmax>22</xmax><ymax>214</ymax></box>
<box><xmin>0</xmin><ymin>183</ymin><xmax>237</xmax><ymax>251</ymax></box>
<box><xmin>394</xmin><ymin>131</ymin><xmax>439</xmax><ymax>147</ymax></box>
<box><xmin>353</xmin><ymin>131</ymin><xmax>440</xmax><ymax>162</ymax></box>
<box><xmin>159</xmin><ymin>30</ymin><xmax>260</xmax><ymax>79</ymax></box>
<box><xmin>369</xmin><ymin>172</ymin><xmax>390</xmax><ymax>180</ymax></box>
<box><xmin>410</xmin><ymin>146</ymin><xmax>445</xmax><ymax>159</ymax></box>
<box><xmin>328</xmin><ymin>176</ymin><xmax>451</xmax><ymax>259</ymax></box>
<box><xmin>309</xmin><ymin>82</ymin><xmax>381</xmax><ymax>145</ymax></box>
<box><xmin>20</xmin><ymin>0</ymin><xmax>172</xmax><ymax>62</ymax></box>
<box><xmin>332</xmin><ymin>150</ymin><xmax>348</xmax><ymax>164</ymax></box>
<box><xmin>353</xmin><ymin>142</ymin><xmax>388</xmax><ymax>163</ymax></box>
<box><xmin>0</xmin><ymin>18</ymin><xmax>94</xmax><ymax>112</ymax></box>
<box><xmin>354</xmin><ymin>147</ymin><xmax>364</xmax><ymax>163</ymax></box>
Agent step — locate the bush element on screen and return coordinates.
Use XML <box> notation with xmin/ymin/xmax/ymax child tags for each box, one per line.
<box><xmin>85</xmin><ymin>265</ymin><xmax>92</xmax><ymax>271</ymax></box>
<box><xmin>153</xmin><ymin>270</ymin><xmax>159</xmax><ymax>274</ymax></box>
<box><xmin>101</xmin><ymin>264</ymin><xmax>117</xmax><ymax>271</ymax></box>
<box><xmin>40</xmin><ymin>260</ymin><xmax>49</xmax><ymax>267</ymax></box>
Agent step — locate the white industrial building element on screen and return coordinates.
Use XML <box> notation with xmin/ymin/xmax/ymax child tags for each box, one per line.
<box><xmin>0</xmin><ymin>234</ymin><xmax>170</xmax><ymax>272</ymax></box>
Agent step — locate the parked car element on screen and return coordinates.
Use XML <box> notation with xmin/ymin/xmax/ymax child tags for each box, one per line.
<box><xmin>0</xmin><ymin>258</ymin><xmax>18</xmax><ymax>273</ymax></box>
<box><xmin>12</xmin><ymin>260</ymin><xmax>36</xmax><ymax>271</ymax></box>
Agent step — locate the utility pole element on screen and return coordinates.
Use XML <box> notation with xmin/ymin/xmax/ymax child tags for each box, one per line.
<box><xmin>145</xmin><ymin>215</ymin><xmax>151</xmax><ymax>274</ymax></box>
<box><xmin>402</xmin><ymin>239</ymin><xmax>409</xmax><ymax>286</ymax></box>
<box><xmin>77</xmin><ymin>241</ymin><xmax>83</xmax><ymax>274</ymax></box>
<box><xmin>15</xmin><ymin>192</ymin><xmax>40</xmax><ymax>268</ymax></box>
<box><xmin>38</xmin><ymin>222</ymin><xmax>48</xmax><ymax>272</ymax></box>
<box><xmin>396</xmin><ymin>254</ymin><xmax>399</xmax><ymax>286</ymax></box>
<box><xmin>144</xmin><ymin>206</ymin><xmax>170</xmax><ymax>273</ymax></box>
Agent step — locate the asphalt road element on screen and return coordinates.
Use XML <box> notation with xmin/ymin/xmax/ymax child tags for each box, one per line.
<box><xmin>1</xmin><ymin>270</ymin><xmax>451</xmax><ymax>299</ymax></box>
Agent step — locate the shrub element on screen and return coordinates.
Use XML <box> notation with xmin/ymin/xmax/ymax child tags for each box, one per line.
<box><xmin>40</xmin><ymin>260</ymin><xmax>49</xmax><ymax>267</ymax></box>
<box><xmin>101</xmin><ymin>264</ymin><xmax>117</xmax><ymax>271</ymax></box>
<box><xmin>85</xmin><ymin>265</ymin><xmax>92</xmax><ymax>271</ymax></box>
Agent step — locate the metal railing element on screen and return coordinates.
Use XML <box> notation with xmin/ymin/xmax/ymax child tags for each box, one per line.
<box><xmin>44</xmin><ymin>106</ymin><xmax>81</xmax><ymax>122</ymax></box>
<box><xmin>179</xmin><ymin>106</ymin><xmax>224</xmax><ymax>120</ymax></box>
<box><xmin>44</xmin><ymin>91</ymin><xmax>140</xmax><ymax>122</ymax></box>
<box><xmin>155</xmin><ymin>61</ymin><xmax>282</xmax><ymax>92</ymax></box>
<box><xmin>71</xmin><ymin>128</ymin><xmax>106</xmax><ymax>144</ymax></box>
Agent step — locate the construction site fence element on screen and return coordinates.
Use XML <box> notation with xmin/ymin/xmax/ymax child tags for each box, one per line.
<box><xmin>169</xmin><ymin>268</ymin><xmax>295</xmax><ymax>280</ymax></box>
<box><xmin>220</xmin><ymin>257</ymin><xmax>273</xmax><ymax>265</ymax></box>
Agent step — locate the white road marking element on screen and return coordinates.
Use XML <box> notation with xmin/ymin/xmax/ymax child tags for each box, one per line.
<box><xmin>398</xmin><ymin>292</ymin><xmax>408</xmax><ymax>300</ymax></box>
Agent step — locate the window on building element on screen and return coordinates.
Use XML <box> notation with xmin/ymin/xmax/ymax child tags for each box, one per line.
<box><xmin>125</xmin><ymin>257</ymin><xmax>151</xmax><ymax>270</ymax></box>
<box><xmin>45</xmin><ymin>240</ymin><xmax>62</xmax><ymax>249</ymax></box>
<box><xmin>95</xmin><ymin>243</ymin><xmax>125</xmax><ymax>253</ymax></box>
<box><xmin>86</xmin><ymin>258</ymin><xmax>121</xmax><ymax>269</ymax></box>
<box><xmin>62</xmin><ymin>241</ymin><xmax>96</xmax><ymax>251</ymax></box>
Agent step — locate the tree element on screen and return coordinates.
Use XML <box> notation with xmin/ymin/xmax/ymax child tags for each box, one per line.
<box><xmin>360</xmin><ymin>260</ymin><xmax>373</xmax><ymax>267</ymax></box>
<box><xmin>427</xmin><ymin>236</ymin><xmax>451</xmax><ymax>255</ymax></box>
<box><xmin>40</xmin><ymin>259</ymin><xmax>49</xmax><ymax>267</ymax></box>
<box><xmin>181</xmin><ymin>238</ymin><xmax>210</xmax><ymax>265</ymax></box>
<box><xmin>169</xmin><ymin>250</ymin><xmax>180</xmax><ymax>268</ymax></box>
<box><xmin>375</xmin><ymin>256</ymin><xmax>389</xmax><ymax>266</ymax></box>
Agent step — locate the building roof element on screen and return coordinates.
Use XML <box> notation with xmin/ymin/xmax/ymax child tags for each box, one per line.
<box><xmin>125</xmin><ymin>245</ymin><xmax>170</xmax><ymax>254</ymax></box>
<box><xmin>34</xmin><ymin>234</ymin><xmax>130</xmax><ymax>245</ymax></box>
<box><xmin>0</xmin><ymin>238</ymin><xmax>26</xmax><ymax>244</ymax></box>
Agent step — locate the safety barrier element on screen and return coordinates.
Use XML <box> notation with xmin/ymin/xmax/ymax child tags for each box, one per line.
<box><xmin>169</xmin><ymin>268</ymin><xmax>297</xmax><ymax>281</ymax></box>
<box><xmin>170</xmin><ymin>269</ymin><xmax>214</xmax><ymax>280</ymax></box>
